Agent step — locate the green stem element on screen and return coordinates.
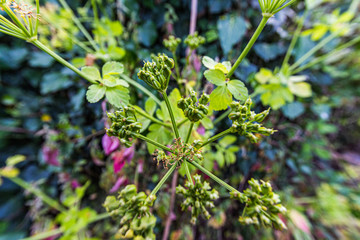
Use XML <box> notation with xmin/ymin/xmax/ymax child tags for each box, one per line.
<box><xmin>282</xmin><ymin>12</ymin><xmax>307</xmax><ymax>69</ymax></box>
<box><xmin>91</xmin><ymin>0</ymin><xmax>99</xmax><ymax>23</ymax></box>
<box><xmin>213</xmin><ymin>109</ymin><xmax>231</xmax><ymax>125</ymax></box>
<box><xmin>185</xmin><ymin>122</ymin><xmax>194</xmax><ymax>143</ymax></box>
<box><xmin>289</xmin><ymin>33</ymin><xmax>338</xmax><ymax>71</ymax></box>
<box><xmin>177</xmin><ymin>118</ymin><xmax>188</xmax><ymax>128</ymax></box>
<box><xmin>58</xmin><ymin>0</ymin><xmax>99</xmax><ymax>51</ymax></box>
<box><xmin>133</xmin><ymin>106</ymin><xmax>172</xmax><ymax>128</ymax></box>
<box><xmin>32</xmin><ymin>40</ymin><xmax>95</xmax><ymax>83</ymax></box>
<box><xmin>1</xmin><ymin>4</ymin><xmax>30</xmax><ymax>38</ymax></box>
<box><xmin>187</xmin><ymin>160</ymin><xmax>239</xmax><ymax>194</ymax></box>
<box><xmin>292</xmin><ymin>35</ymin><xmax>360</xmax><ymax>74</ymax></box>
<box><xmin>200</xmin><ymin>128</ymin><xmax>232</xmax><ymax>148</ymax></box>
<box><xmin>161</xmin><ymin>91</ymin><xmax>180</xmax><ymax>138</ymax></box>
<box><xmin>149</xmin><ymin>164</ymin><xmax>178</xmax><ymax>197</ymax></box>
<box><xmin>9</xmin><ymin>177</ymin><xmax>67</xmax><ymax>212</ymax></box>
<box><xmin>121</xmin><ymin>74</ymin><xmax>162</xmax><ymax>106</ymax></box>
<box><xmin>172</xmin><ymin>51</ymin><xmax>181</xmax><ymax>80</ymax></box>
<box><xmin>227</xmin><ymin>17</ymin><xmax>270</xmax><ymax>78</ymax></box>
<box><xmin>132</xmin><ymin>132</ymin><xmax>173</xmax><ymax>153</ymax></box>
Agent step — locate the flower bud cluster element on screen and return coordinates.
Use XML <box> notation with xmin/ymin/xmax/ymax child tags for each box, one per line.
<box><xmin>184</xmin><ymin>32</ymin><xmax>205</xmax><ymax>50</ymax></box>
<box><xmin>154</xmin><ymin>138</ymin><xmax>203</xmax><ymax>169</ymax></box>
<box><xmin>231</xmin><ymin>179</ymin><xmax>287</xmax><ymax>230</ymax></box>
<box><xmin>229</xmin><ymin>98</ymin><xmax>275</xmax><ymax>143</ymax></box>
<box><xmin>177</xmin><ymin>91</ymin><xmax>210</xmax><ymax>122</ymax></box>
<box><xmin>103</xmin><ymin>185</ymin><xmax>157</xmax><ymax>239</ymax></box>
<box><xmin>176</xmin><ymin>175</ymin><xmax>219</xmax><ymax>224</ymax></box>
<box><xmin>137</xmin><ymin>53</ymin><xmax>174</xmax><ymax>91</ymax></box>
<box><xmin>106</xmin><ymin>108</ymin><xmax>142</xmax><ymax>148</ymax></box>
<box><xmin>163</xmin><ymin>35</ymin><xmax>181</xmax><ymax>52</ymax></box>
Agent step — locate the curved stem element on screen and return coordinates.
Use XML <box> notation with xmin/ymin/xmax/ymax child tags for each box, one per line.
<box><xmin>213</xmin><ymin>109</ymin><xmax>231</xmax><ymax>125</ymax></box>
<box><xmin>133</xmin><ymin>106</ymin><xmax>172</xmax><ymax>128</ymax></box>
<box><xmin>121</xmin><ymin>74</ymin><xmax>162</xmax><ymax>106</ymax></box>
<box><xmin>289</xmin><ymin>33</ymin><xmax>338</xmax><ymax>71</ymax></box>
<box><xmin>177</xmin><ymin>118</ymin><xmax>188</xmax><ymax>128</ymax></box>
<box><xmin>132</xmin><ymin>132</ymin><xmax>173</xmax><ymax>153</ymax></box>
<box><xmin>9</xmin><ymin>177</ymin><xmax>67</xmax><ymax>212</ymax></box>
<box><xmin>32</xmin><ymin>40</ymin><xmax>95</xmax><ymax>83</ymax></box>
<box><xmin>227</xmin><ymin>17</ymin><xmax>270</xmax><ymax>78</ymax></box>
<box><xmin>161</xmin><ymin>91</ymin><xmax>180</xmax><ymax>138</ymax></box>
<box><xmin>187</xmin><ymin>160</ymin><xmax>239</xmax><ymax>194</ymax></box>
<box><xmin>200</xmin><ymin>128</ymin><xmax>233</xmax><ymax>148</ymax></box>
<box><xmin>149</xmin><ymin>163</ymin><xmax>178</xmax><ymax>197</ymax></box>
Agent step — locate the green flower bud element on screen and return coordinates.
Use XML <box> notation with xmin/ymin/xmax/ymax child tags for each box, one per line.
<box><xmin>184</xmin><ymin>32</ymin><xmax>206</xmax><ymax>50</ymax></box>
<box><xmin>163</xmin><ymin>35</ymin><xmax>181</xmax><ymax>52</ymax></box>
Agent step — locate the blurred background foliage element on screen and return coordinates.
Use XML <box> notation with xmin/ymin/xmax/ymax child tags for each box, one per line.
<box><xmin>0</xmin><ymin>0</ymin><xmax>360</xmax><ymax>239</ymax></box>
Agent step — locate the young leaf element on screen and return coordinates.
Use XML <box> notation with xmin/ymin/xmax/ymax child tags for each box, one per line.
<box><xmin>209</xmin><ymin>86</ymin><xmax>232</xmax><ymax>111</ymax></box>
<box><xmin>86</xmin><ymin>84</ymin><xmax>106</xmax><ymax>103</ymax></box>
<box><xmin>105</xmin><ymin>86</ymin><xmax>130</xmax><ymax>108</ymax></box>
<box><xmin>81</xmin><ymin>66</ymin><xmax>101</xmax><ymax>83</ymax></box>
<box><xmin>204</xmin><ymin>69</ymin><xmax>226</xmax><ymax>86</ymax></box>
<box><xmin>227</xmin><ymin>80</ymin><xmax>248</xmax><ymax>102</ymax></box>
<box><xmin>102</xmin><ymin>75</ymin><xmax>129</xmax><ymax>87</ymax></box>
<box><xmin>289</xmin><ymin>82</ymin><xmax>312</xmax><ymax>98</ymax></box>
<box><xmin>102</xmin><ymin>61</ymin><xmax>124</xmax><ymax>77</ymax></box>
<box><xmin>202</xmin><ymin>56</ymin><xmax>217</xmax><ymax>69</ymax></box>
<box><xmin>6</xmin><ymin>155</ymin><xmax>26</xmax><ymax>166</ymax></box>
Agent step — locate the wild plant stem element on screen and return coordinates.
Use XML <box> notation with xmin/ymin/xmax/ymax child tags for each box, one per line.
<box><xmin>121</xmin><ymin>74</ymin><xmax>162</xmax><ymax>106</ymax></box>
<box><xmin>9</xmin><ymin>177</ymin><xmax>67</xmax><ymax>212</ymax></box>
<box><xmin>187</xmin><ymin>160</ymin><xmax>239</xmax><ymax>194</ymax></box>
<box><xmin>213</xmin><ymin>109</ymin><xmax>231</xmax><ymax>125</ymax></box>
<box><xmin>132</xmin><ymin>133</ymin><xmax>173</xmax><ymax>153</ymax></box>
<box><xmin>133</xmin><ymin>106</ymin><xmax>172</xmax><ymax>128</ymax></box>
<box><xmin>185</xmin><ymin>122</ymin><xmax>194</xmax><ymax>144</ymax></box>
<box><xmin>32</xmin><ymin>40</ymin><xmax>95</xmax><ymax>83</ymax></box>
<box><xmin>161</xmin><ymin>170</ymin><xmax>178</xmax><ymax>240</ymax></box>
<box><xmin>161</xmin><ymin>91</ymin><xmax>180</xmax><ymax>139</ymax></box>
<box><xmin>172</xmin><ymin>51</ymin><xmax>181</xmax><ymax>80</ymax></box>
<box><xmin>289</xmin><ymin>33</ymin><xmax>338</xmax><ymax>71</ymax></box>
<box><xmin>200</xmin><ymin>128</ymin><xmax>233</xmax><ymax>148</ymax></box>
<box><xmin>58</xmin><ymin>0</ymin><xmax>99</xmax><ymax>51</ymax></box>
<box><xmin>282</xmin><ymin>12</ymin><xmax>307</xmax><ymax>69</ymax></box>
<box><xmin>149</xmin><ymin>164</ymin><xmax>178</xmax><ymax>197</ymax></box>
<box><xmin>227</xmin><ymin>16</ymin><xmax>270</xmax><ymax>78</ymax></box>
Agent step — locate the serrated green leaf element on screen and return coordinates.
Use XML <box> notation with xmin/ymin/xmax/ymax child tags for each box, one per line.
<box><xmin>86</xmin><ymin>84</ymin><xmax>106</xmax><ymax>103</ymax></box>
<box><xmin>227</xmin><ymin>80</ymin><xmax>248</xmax><ymax>102</ymax></box>
<box><xmin>102</xmin><ymin>61</ymin><xmax>124</xmax><ymax>77</ymax></box>
<box><xmin>147</xmin><ymin>124</ymin><xmax>173</xmax><ymax>154</ymax></box>
<box><xmin>145</xmin><ymin>98</ymin><xmax>157</xmax><ymax>115</ymax></box>
<box><xmin>204</xmin><ymin>69</ymin><xmax>226</xmax><ymax>86</ymax></box>
<box><xmin>81</xmin><ymin>66</ymin><xmax>101</xmax><ymax>83</ymax></box>
<box><xmin>210</xmin><ymin>86</ymin><xmax>232</xmax><ymax>111</ymax></box>
<box><xmin>200</xmin><ymin>117</ymin><xmax>213</xmax><ymax>129</ymax></box>
<box><xmin>6</xmin><ymin>155</ymin><xmax>26</xmax><ymax>166</ymax></box>
<box><xmin>105</xmin><ymin>86</ymin><xmax>130</xmax><ymax>108</ymax></box>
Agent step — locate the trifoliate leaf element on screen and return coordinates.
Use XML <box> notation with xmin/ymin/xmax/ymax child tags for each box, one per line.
<box><xmin>204</xmin><ymin>69</ymin><xmax>226</xmax><ymax>86</ymax></box>
<box><xmin>105</xmin><ymin>86</ymin><xmax>130</xmax><ymax>108</ymax></box>
<box><xmin>227</xmin><ymin>80</ymin><xmax>248</xmax><ymax>102</ymax></box>
<box><xmin>86</xmin><ymin>84</ymin><xmax>106</xmax><ymax>103</ymax></box>
<box><xmin>6</xmin><ymin>155</ymin><xmax>26</xmax><ymax>166</ymax></box>
<box><xmin>102</xmin><ymin>61</ymin><xmax>124</xmax><ymax>77</ymax></box>
<box><xmin>210</xmin><ymin>86</ymin><xmax>232</xmax><ymax>111</ymax></box>
<box><xmin>202</xmin><ymin>56</ymin><xmax>217</xmax><ymax>69</ymax></box>
<box><xmin>81</xmin><ymin>66</ymin><xmax>101</xmax><ymax>83</ymax></box>
<box><xmin>102</xmin><ymin>75</ymin><xmax>129</xmax><ymax>87</ymax></box>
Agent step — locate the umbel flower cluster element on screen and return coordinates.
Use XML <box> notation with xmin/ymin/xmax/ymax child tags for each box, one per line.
<box><xmin>103</xmin><ymin>185</ymin><xmax>157</xmax><ymax>239</ymax></box>
<box><xmin>176</xmin><ymin>175</ymin><xmax>219</xmax><ymax>224</ymax></box>
<box><xmin>177</xmin><ymin>91</ymin><xmax>210</xmax><ymax>122</ymax></box>
<box><xmin>137</xmin><ymin>54</ymin><xmax>174</xmax><ymax>91</ymax></box>
<box><xmin>231</xmin><ymin>179</ymin><xmax>287</xmax><ymax>230</ymax></box>
<box><xmin>229</xmin><ymin>98</ymin><xmax>275</xmax><ymax>143</ymax></box>
<box><xmin>163</xmin><ymin>35</ymin><xmax>181</xmax><ymax>52</ymax></box>
<box><xmin>154</xmin><ymin>138</ymin><xmax>203</xmax><ymax>169</ymax></box>
<box><xmin>184</xmin><ymin>31</ymin><xmax>206</xmax><ymax>50</ymax></box>
<box><xmin>106</xmin><ymin>108</ymin><xmax>142</xmax><ymax>147</ymax></box>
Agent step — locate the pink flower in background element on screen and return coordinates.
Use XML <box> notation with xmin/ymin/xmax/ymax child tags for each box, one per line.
<box><xmin>197</xmin><ymin>124</ymin><xmax>205</xmax><ymax>135</ymax></box>
<box><xmin>42</xmin><ymin>146</ymin><xmax>60</xmax><ymax>166</ymax></box>
<box><xmin>193</xmin><ymin>56</ymin><xmax>201</xmax><ymax>72</ymax></box>
<box><xmin>102</xmin><ymin>134</ymin><xmax>120</xmax><ymax>155</ymax></box>
<box><xmin>112</xmin><ymin>146</ymin><xmax>135</xmax><ymax>173</ymax></box>
<box><xmin>71</xmin><ymin>180</ymin><xmax>81</xmax><ymax>189</ymax></box>
<box><xmin>110</xmin><ymin>176</ymin><xmax>127</xmax><ymax>193</ymax></box>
